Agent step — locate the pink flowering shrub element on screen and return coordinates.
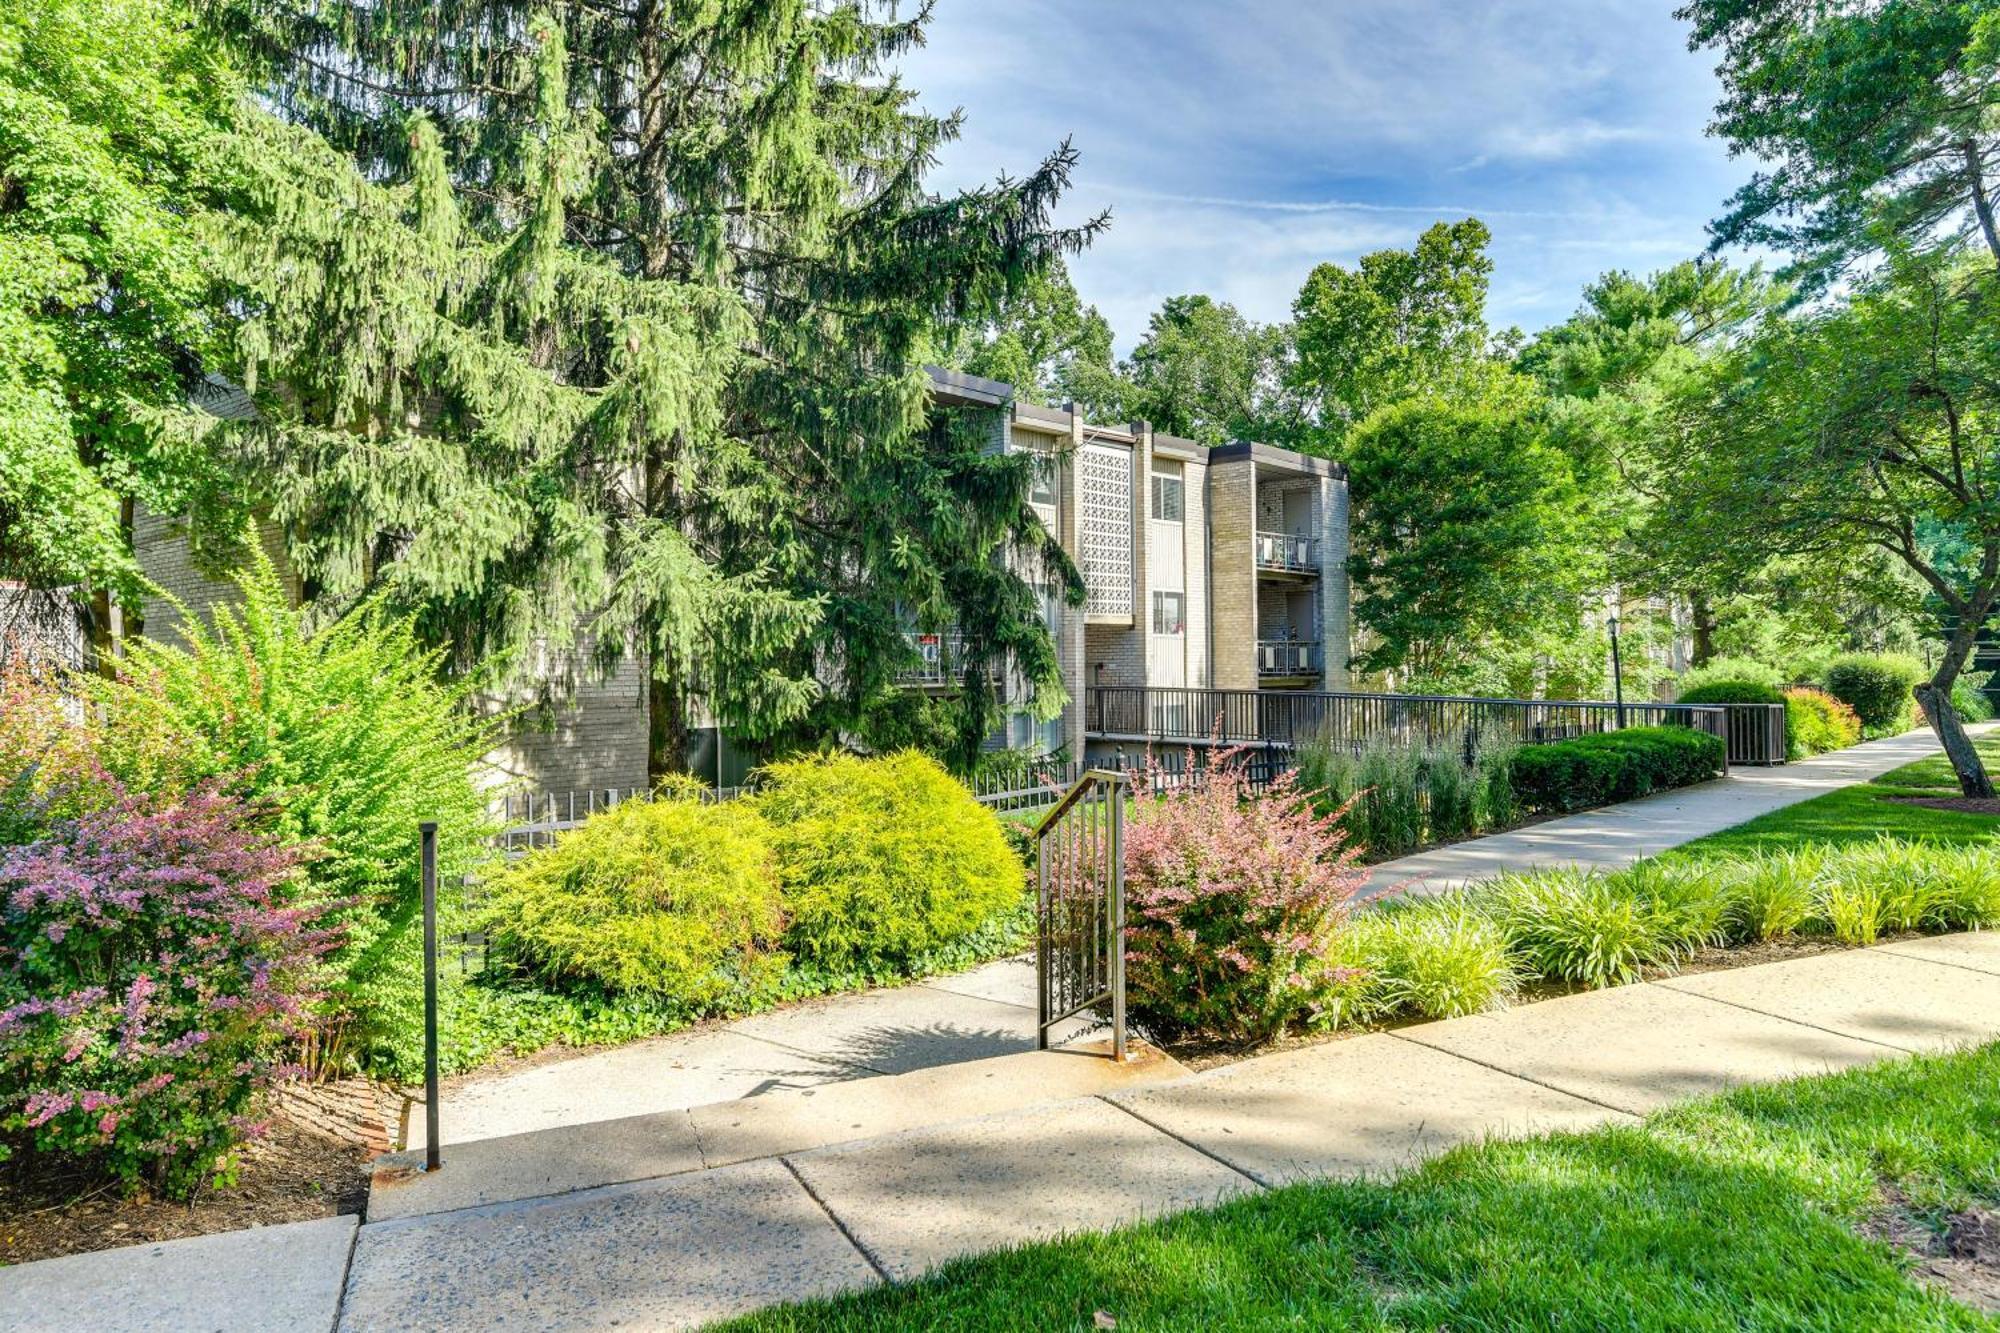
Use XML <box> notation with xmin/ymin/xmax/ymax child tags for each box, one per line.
<box><xmin>1123</xmin><ymin>751</ymin><xmax>1366</xmax><ymax>1043</ymax></box>
<box><xmin>0</xmin><ymin>788</ymin><xmax>335</xmax><ymax>1197</ymax></box>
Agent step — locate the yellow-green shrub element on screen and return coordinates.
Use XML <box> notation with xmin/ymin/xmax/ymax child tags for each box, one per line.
<box><xmin>483</xmin><ymin>798</ymin><xmax>783</xmax><ymax>1005</ymax></box>
<box><xmin>756</xmin><ymin>751</ymin><xmax>1023</xmax><ymax>973</ymax></box>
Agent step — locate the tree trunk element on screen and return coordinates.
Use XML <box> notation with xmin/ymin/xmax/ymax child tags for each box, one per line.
<box><xmin>1917</xmin><ymin>683</ymin><xmax>1995</xmax><ymax>798</ymax></box>
<box><xmin>648</xmin><ymin>669</ymin><xmax>692</xmax><ymax>784</ymax></box>
<box><xmin>1920</xmin><ymin>605</ymin><xmax>1994</xmax><ymax>797</ymax></box>
<box><xmin>1688</xmin><ymin>590</ymin><xmax>1716</xmax><ymax>668</ymax></box>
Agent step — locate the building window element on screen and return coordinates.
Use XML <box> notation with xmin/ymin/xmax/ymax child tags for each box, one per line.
<box><xmin>1152</xmin><ymin>590</ymin><xmax>1186</xmax><ymax>636</ymax></box>
<box><xmin>1151</xmin><ymin>470</ymin><xmax>1184</xmax><ymax>522</ymax></box>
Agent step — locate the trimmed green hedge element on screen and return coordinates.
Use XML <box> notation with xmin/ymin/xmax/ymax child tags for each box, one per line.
<box><xmin>1823</xmin><ymin>653</ymin><xmax>1925</xmax><ymax>733</ymax></box>
<box><xmin>1677</xmin><ymin>679</ymin><xmax>1783</xmax><ymax>706</ymax></box>
<box><xmin>1510</xmin><ymin>727</ymin><xmax>1727</xmax><ymax>815</ymax></box>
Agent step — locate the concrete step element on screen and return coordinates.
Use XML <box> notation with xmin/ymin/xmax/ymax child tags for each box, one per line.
<box><xmin>366</xmin><ymin>1037</ymin><xmax>1187</xmax><ymax>1222</ymax></box>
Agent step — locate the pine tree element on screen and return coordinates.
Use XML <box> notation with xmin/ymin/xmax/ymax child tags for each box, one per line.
<box><xmin>197</xmin><ymin>1</ymin><xmax>1093</xmax><ymax>773</ymax></box>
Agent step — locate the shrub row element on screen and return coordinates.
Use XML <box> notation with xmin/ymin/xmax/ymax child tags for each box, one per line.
<box><xmin>1293</xmin><ymin>730</ymin><xmax>1517</xmax><ymax>860</ymax></box>
<box><xmin>1157</xmin><ymin>836</ymin><xmax>2000</xmax><ymax>1043</ymax></box>
<box><xmin>1508</xmin><ymin>727</ymin><xmax>1725</xmax><ymax>815</ymax></box>
<box><xmin>483</xmin><ymin>751</ymin><xmax>1025</xmax><ymax>1013</ymax></box>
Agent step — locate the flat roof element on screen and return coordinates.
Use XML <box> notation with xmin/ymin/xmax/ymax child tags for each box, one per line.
<box><xmin>924</xmin><ymin>366</ymin><xmax>1343</xmax><ymax>478</ymax></box>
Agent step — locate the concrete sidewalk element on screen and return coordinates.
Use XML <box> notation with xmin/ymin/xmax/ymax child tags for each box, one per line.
<box><xmin>1356</xmin><ymin>725</ymin><xmax>1955</xmax><ymax>897</ymax></box>
<box><xmin>14</xmin><ymin>932</ymin><xmax>2000</xmax><ymax>1332</ymax></box>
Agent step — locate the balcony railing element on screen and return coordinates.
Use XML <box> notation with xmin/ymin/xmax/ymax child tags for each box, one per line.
<box><xmin>1258</xmin><ymin>639</ymin><xmax>1322</xmax><ymax>677</ymax></box>
<box><xmin>898</xmin><ymin>631</ymin><xmax>999</xmax><ymax>688</ymax></box>
<box><xmin>1255</xmin><ymin>531</ymin><xmax>1320</xmax><ymax>573</ymax></box>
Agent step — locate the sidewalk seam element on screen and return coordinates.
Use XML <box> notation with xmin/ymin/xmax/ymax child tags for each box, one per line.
<box><xmin>1095</xmin><ymin>1095</ymin><xmax>1271</xmax><ymax>1190</ymax></box>
<box><xmin>325</xmin><ymin>1218</ymin><xmax>361</xmax><ymax>1333</ymax></box>
<box><xmin>1870</xmin><ymin>946</ymin><xmax>2000</xmax><ymax>980</ymax></box>
<box><xmin>730</xmin><ymin>1028</ymin><xmax>892</xmax><ymax>1077</ymax></box>
<box><xmin>782</xmin><ymin>1157</ymin><xmax>894</xmax><ymax>1287</ymax></box>
<box><xmin>1383</xmin><ymin>1030</ymin><xmax>1645</xmax><ymax>1119</ymax></box>
<box><xmin>1648</xmin><ymin>980</ymin><xmax>1921</xmax><ymax>1053</ymax></box>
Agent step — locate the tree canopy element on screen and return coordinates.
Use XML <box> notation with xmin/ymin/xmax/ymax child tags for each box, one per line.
<box><xmin>1682</xmin><ymin>0</ymin><xmax>2000</xmax><ymax>286</ymax></box>
<box><xmin>190</xmin><ymin>0</ymin><xmax>1094</xmax><ymax>772</ymax></box>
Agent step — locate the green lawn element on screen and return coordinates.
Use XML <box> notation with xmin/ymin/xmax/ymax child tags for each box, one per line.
<box><xmin>1660</xmin><ymin>735</ymin><xmax>2000</xmax><ymax>861</ymax></box>
<box><xmin>726</xmin><ymin>1044</ymin><xmax>2000</xmax><ymax>1331</ymax></box>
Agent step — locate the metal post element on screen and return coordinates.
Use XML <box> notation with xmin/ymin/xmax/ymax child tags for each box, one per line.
<box><xmin>1108</xmin><ymin>775</ymin><xmax>1127</xmax><ymax>1063</ymax></box>
<box><xmin>420</xmin><ymin>821</ymin><xmax>441</xmax><ymax>1172</ymax></box>
<box><xmin>1608</xmin><ymin>614</ymin><xmax>1627</xmax><ymax>729</ymax></box>
<box><xmin>1035</xmin><ymin>830</ymin><xmax>1050</xmax><ymax>1051</ymax></box>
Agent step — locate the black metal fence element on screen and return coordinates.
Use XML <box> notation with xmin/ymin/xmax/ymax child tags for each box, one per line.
<box><xmin>1084</xmin><ymin>685</ymin><xmax>1752</xmax><ymax>757</ymax></box>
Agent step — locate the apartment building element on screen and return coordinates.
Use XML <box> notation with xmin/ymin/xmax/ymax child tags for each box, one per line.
<box><xmin>131</xmin><ymin>368</ymin><xmax>1352</xmax><ymax>791</ymax></box>
<box><xmin>925</xmin><ymin>368</ymin><xmax>1352</xmax><ymax>762</ymax></box>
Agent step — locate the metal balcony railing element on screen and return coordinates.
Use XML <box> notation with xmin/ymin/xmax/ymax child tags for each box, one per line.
<box><xmin>1258</xmin><ymin>639</ymin><xmax>1323</xmax><ymax>677</ymax></box>
<box><xmin>897</xmin><ymin>631</ymin><xmax>999</xmax><ymax>687</ymax></box>
<box><xmin>1255</xmin><ymin>531</ymin><xmax>1320</xmax><ymax>573</ymax></box>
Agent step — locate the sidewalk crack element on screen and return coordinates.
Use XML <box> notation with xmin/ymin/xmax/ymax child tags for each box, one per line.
<box><xmin>783</xmin><ymin>1157</ymin><xmax>894</xmax><ymax>1286</ymax></box>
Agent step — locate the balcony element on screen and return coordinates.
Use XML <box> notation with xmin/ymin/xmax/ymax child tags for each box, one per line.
<box><xmin>1258</xmin><ymin>639</ymin><xmax>1322</xmax><ymax>678</ymax></box>
<box><xmin>898</xmin><ymin>631</ymin><xmax>999</xmax><ymax>689</ymax></box>
<box><xmin>1255</xmin><ymin>531</ymin><xmax>1319</xmax><ymax>575</ymax></box>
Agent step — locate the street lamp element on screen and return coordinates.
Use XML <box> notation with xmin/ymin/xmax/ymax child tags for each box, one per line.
<box><xmin>1608</xmin><ymin>612</ymin><xmax>1627</xmax><ymax>728</ymax></box>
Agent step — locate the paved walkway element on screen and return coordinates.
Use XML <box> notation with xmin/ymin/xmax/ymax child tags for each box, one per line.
<box><xmin>12</xmin><ymin>932</ymin><xmax>2000</xmax><ymax>1331</ymax></box>
<box><xmin>434</xmin><ymin>726</ymin><xmax>1956</xmax><ymax>1145</ymax></box>
<box><xmin>1356</xmin><ymin>725</ymin><xmax>1954</xmax><ymax>897</ymax></box>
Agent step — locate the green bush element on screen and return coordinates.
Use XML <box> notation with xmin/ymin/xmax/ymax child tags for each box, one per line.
<box><xmin>1782</xmin><ymin>688</ymin><xmax>1862</xmax><ymax>759</ymax></box>
<box><xmin>1676</xmin><ymin>679</ymin><xmax>1784</xmax><ymax>706</ymax></box>
<box><xmin>83</xmin><ymin>553</ymin><xmax>495</xmax><ymax>1080</ymax></box>
<box><xmin>1822</xmin><ymin>653</ymin><xmax>1926</xmax><ymax>734</ymax></box>
<box><xmin>483</xmin><ymin>797</ymin><xmax>784</xmax><ymax>1004</ymax></box>
<box><xmin>1678</xmin><ymin>657</ymin><xmax>1786</xmax><ymax>692</ymax></box>
<box><xmin>756</xmin><ymin>751</ymin><xmax>1023</xmax><ymax>974</ymax></box>
<box><xmin>1508</xmin><ymin>727</ymin><xmax>1725</xmax><ymax>815</ymax></box>
<box><xmin>1952</xmin><ymin>675</ymin><xmax>1995</xmax><ymax>723</ymax></box>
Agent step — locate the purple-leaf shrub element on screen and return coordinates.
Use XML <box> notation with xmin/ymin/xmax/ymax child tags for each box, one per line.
<box><xmin>1123</xmin><ymin>751</ymin><xmax>1365</xmax><ymax>1043</ymax></box>
<box><xmin>0</xmin><ymin>788</ymin><xmax>336</xmax><ymax>1198</ymax></box>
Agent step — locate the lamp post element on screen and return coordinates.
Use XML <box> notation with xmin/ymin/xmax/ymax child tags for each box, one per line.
<box><xmin>1608</xmin><ymin>612</ymin><xmax>1627</xmax><ymax>729</ymax></box>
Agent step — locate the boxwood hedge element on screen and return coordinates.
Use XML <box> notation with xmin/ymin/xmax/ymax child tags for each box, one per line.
<box><xmin>1509</xmin><ymin>726</ymin><xmax>1727</xmax><ymax>815</ymax></box>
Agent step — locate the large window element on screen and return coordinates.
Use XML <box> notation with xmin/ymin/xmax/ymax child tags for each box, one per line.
<box><xmin>1150</xmin><ymin>468</ymin><xmax>1184</xmax><ymax>522</ymax></box>
<box><xmin>1152</xmin><ymin>590</ymin><xmax>1186</xmax><ymax>636</ymax></box>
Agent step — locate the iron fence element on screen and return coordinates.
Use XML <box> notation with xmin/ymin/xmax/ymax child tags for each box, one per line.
<box><xmin>1033</xmin><ymin>770</ymin><xmax>1128</xmax><ymax>1059</ymax></box>
<box><xmin>1086</xmin><ymin>685</ymin><xmax>1734</xmax><ymax>753</ymax></box>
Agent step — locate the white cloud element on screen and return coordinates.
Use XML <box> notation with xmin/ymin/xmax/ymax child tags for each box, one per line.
<box><xmin>897</xmin><ymin>0</ymin><xmax>1755</xmax><ymax>347</ymax></box>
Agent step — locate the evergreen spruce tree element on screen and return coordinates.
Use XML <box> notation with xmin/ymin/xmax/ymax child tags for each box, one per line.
<box><xmin>198</xmin><ymin>1</ymin><xmax>1093</xmax><ymax>773</ymax></box>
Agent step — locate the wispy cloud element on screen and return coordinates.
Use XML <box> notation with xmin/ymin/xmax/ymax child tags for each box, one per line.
<box><xmin>898</xmin><ymin>0</ymin><xmax>1754</xmax><ymax>348</ymax></box>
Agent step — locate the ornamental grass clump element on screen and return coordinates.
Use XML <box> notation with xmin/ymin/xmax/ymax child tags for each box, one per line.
<box><xmin>1720</xmin><ymin>847</ymin><xmax>1825</xmax><ymax>942</ymax></box>
<box><xmin>1342</xmin><ymin>896</ymin><xmax>1517</xmax><ymax>1021</ymax></box>
<box><xmin>482</xmin><ymin>797</ymin><xmax>785</xmax><ymax>1006</ymax></box>
<box><xmin>1123</xmin><ymin>751</ymin><xmax>1365</xmax><ymax>1043</ymax></box>
<box><xmin>0</xmin><ymin>789</ymin><xmax>333</xmax><ymax>1198</ymax></box>
<box><xmin>1492</xmin><ymin>869</ymin><xmax>1684</xmax><ymax>989</ymax></box>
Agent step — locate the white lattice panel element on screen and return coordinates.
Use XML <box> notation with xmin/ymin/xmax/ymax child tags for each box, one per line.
<box><xmin>1080</xmin><ymin>443</ymin><xmax>1133</xmax><ymax>615</ymax></box>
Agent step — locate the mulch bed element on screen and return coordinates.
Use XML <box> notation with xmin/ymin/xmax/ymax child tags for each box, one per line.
<box><xmin>1887</xmin><ymin>794</ymin><xmax>2000</xmax><ymax>816</ymax></box>
<box><xmin>0</xmin><ymin>1080</ymin><xmax>391</xmax><ymax>1265</ymax></box>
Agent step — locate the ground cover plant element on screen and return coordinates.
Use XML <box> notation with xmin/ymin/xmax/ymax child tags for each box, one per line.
<box><xmin>724</xmin><ymin>1043</ymin><xmax>2000</xmax><ymax>1331</ymax></box>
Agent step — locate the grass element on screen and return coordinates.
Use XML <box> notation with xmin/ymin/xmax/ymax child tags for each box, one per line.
<box><xmin>1662</xmin><ymin>734</ymin><xmax>2000</xmax><ymax>862</ymax></box>
<box><xmin>724</xmin><ymin>1044</ymin><xmax>2000</xmax><ymax>1332</ymax></box>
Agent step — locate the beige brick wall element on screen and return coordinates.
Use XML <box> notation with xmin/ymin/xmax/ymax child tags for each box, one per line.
<box><xmin>1206</xmin><ymin>458</ymin><xmax>1258</xmax><ymax>690</ymax></box>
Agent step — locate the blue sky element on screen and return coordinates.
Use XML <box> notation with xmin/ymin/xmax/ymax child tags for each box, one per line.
<box><xmin>894</xmin><ymin>0</ymin><xmax>1756</xmax><ymax>352</ymax></box>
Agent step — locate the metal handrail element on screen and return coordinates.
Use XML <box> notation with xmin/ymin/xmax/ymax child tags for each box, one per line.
<box><xmin>1034</xmin><ymin>768</ymin><xmax>1128</xmax><ymax>1062</ymax></box>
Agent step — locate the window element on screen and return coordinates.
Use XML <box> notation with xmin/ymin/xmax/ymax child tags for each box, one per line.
<box><xmin>1150</xmin><ymin>471</ymin><xmax>1184</xmax><ymax>522</ymax></box>
<box><xmin>1027</xmin><ymin>446</ymin><xmax>1056</xmax><ymax>508</ymax></box>
<box><xmin>1152</xmin><ymin>590</ymin><xmax>1186</xmax><ymax>636</ymax></box>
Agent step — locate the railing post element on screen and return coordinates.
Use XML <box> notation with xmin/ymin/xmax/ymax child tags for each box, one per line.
<box><xmin>1108</xmin><ymin>774</ymin><xmax>1127</xmax><ymax>1063</ymax></box>
<box><xmin>420</xmin><ymin>821</ymin><xmax>441</xmax><ymax>1173</ymax></box>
